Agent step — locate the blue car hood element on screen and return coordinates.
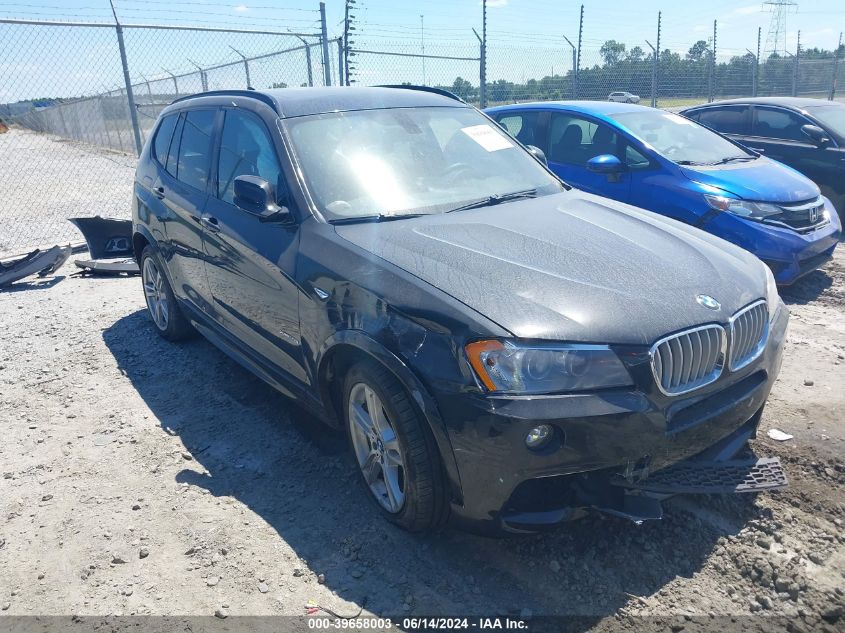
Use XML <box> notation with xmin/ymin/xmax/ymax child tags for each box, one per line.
<box><xmin>679</xmin><ymin>157</ymin><xmax>819</xmax><ymax>203</ymax></box>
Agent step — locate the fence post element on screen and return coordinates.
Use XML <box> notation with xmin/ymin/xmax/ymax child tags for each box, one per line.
<box><xmin>113</xmin><ymin>25</ymin><xmax>142</xmax><ymax>155</ymax></box>
<box><xmin>792</xmin><ymin>30</ymin><xmax>800</xmax><ymax>97</ymax></box>
<box><xmin>831</xmin><ymin>32</ymin><xmax>842</xmax><ymax>100</ymax></box>
<box><xmin>754</xmin><ymin>27</ymin><xmax>761</xmax><ymax>97</ymax></box>
<box><xmin>163</xmin><ymin>69</ymin><xmax>179</xmax><ymax>96</ymax></box>
<box><xmin>708</xmin><ymin>19</ymin><xmax>717</xmax><ymax>102</ymax></box>
<box><xmin>575</xmin><ymin>4</ymin><xmax>583</xmax><ymax>99</ymax></box>
<box><xmin>319</xmin><ymin>2</ymin><xmax>332</xmax><ymax>86</ymax></box>
<box><xmin>480</xmin><ymin>0</ymin><xmax>487</xmax><ymax>107</ymax></box>
<box><xmin>230</xmin><ymin>47</ymin><xmax>251</xmax><ymax>88</ymax></box>
<box><xmin>336</xmin><ymin>37</ymin><xmax>344</xmax><ymax>86</ymax></box>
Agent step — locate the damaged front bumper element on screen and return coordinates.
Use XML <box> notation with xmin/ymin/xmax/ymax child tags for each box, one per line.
<box><xmin>438</xmin><ymin>304</ymin><xmax>789</xmax><ymax>535</ymax></box>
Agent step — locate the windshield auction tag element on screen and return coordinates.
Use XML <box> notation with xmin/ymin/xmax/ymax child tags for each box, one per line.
<box><xmin>461</xmin><ymin>124</ymin><xmax>514</xmax><ymax>152</ymax></box>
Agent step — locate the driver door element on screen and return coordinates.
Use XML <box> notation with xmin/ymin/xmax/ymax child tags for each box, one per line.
<box><xmin>201</xmin><ymin>105</ymin><xmax>308</xmax><ymax>386</ymax></box>
<box><xmin>545</xmin><ymin>112</ymin><xmax>631</xmax><ymax>202</ymax></box>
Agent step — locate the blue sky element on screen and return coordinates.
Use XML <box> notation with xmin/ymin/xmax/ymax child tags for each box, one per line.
<box><xmin>1</xmin><ymin>0</ymin><xmax>843</xmax><ymax>100</ymax></box>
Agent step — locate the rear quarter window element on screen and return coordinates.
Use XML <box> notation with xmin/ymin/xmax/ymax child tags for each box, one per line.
<box><xmin>152</xmin><ymin>114</ymin><xmax>177</xmax><ymax>166</ymax></box>
<box><xmin>691</xmin><ymin>106</ymin><xmax>750</xmax><ymax>135</ymax></box>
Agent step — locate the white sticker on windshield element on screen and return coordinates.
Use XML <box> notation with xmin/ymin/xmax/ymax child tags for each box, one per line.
<box><xmin>461</xmin><ymin>124</ymin><xmax>514</xmax><ymax>152</ymax></box>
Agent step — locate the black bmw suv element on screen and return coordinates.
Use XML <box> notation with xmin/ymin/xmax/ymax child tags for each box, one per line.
<box><xmin>133</xmin><ymin>87</ymin><xmax>788</xmax><ymax>534</ymax></box>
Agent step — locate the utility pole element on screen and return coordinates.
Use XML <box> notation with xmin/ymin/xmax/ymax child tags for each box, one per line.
<box><xmin>647</xmin><ymin>11</ymin><xmax>661</xmax><ymax>107</ymax></box>
<box><xmin>319</xmin><ymin>2</ymin><xmax>331</xmax><ymax>86</ymax></box>
<box><xmin>831</xmin><ymin>32</ymin><xmax>842</xmax><ymax>100</ymax></box>
<box><xmin>230</xmin><ymin>46</ymin><xmax>251</xmax><ymax>89</ymax></box>
<box><xmin>563</xmin><ymin>35</ymin><xmax>576</xmax><ymax>100</ymax></box>
<box><xmin>343</xmin><ymin>0</ymin><xmax>356</xmax><ymax>86</ymax></box>
<box><xmin>575</xmin><ymin>4</ymin><xmax>584</xmax><ymax>99</ymax></box>
<box><xmin>109</xmin><ymin>0</ymin><xmax>141</xmax><ymax>155</ymax></box>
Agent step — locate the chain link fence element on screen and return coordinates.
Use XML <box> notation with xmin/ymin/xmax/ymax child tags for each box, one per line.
<box><xmin>0</xmin><ymin>19</ymin><xmax>328</xmax><ymax>256</ymax></box>
<box><xmin>1</xmin><ymin>12</ymin><xmax>844</xmax><ymax>257</ymax></box>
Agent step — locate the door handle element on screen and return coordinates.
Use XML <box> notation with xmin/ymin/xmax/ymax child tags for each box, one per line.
<box><xmin>153</xmin><ymin>186</ymin><xmax>165</xmax><ymax>199</ymax></box>
<box><xmin>200</xmin><ymin>216</ymin><xmax>220</xmax><ymax>232</ymax></box>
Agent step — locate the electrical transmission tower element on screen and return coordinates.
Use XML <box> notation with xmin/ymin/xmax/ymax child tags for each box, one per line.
<box><xmin>763</xmin><ymin>0</ymin><xmax>797</xmax><ymax>57</ymax></box>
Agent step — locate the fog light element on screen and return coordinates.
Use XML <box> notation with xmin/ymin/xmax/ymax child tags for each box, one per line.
<box><xmin>525</xmin><ymin>424</ymin><xmax>553</xmax><ymax>449</ymax></box>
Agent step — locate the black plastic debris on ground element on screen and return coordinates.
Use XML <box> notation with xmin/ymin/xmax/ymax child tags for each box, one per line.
<box><xmin>0</xmin><ymin>245</ymin><xmax>72</xmax><ymax>288</ymax></box>
<box><xmin>69</xmin><ymin>216</ymin><xmax>140</xmax><ymax>276</ymax></box>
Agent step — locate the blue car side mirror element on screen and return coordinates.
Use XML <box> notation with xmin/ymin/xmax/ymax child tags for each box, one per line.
<box><xmin>587</xmin><ymin>154</ymin><xmax>624</xmax><ymax>174</ymax></box>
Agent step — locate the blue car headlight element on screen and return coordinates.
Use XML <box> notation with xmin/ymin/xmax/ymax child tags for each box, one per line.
<box><xmin>704</xmin><ymin>194</ymin><xmax>781</xmax><ymax>221</ymax></box>
<box><xmin>465</xmin><ymin>340</ymin><xmax>633</xmax><ymax>394</ymax></box>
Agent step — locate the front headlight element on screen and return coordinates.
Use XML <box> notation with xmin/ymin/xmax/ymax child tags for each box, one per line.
<box><xmin>764</xmin><ymin>264</ymin><xmax>780</xmax><ymax>320</ymax></box>
<box><xmin>704</xmin><ymin>194</ymin><xmax>781</xmax><ymax>221</ymax></box>
<box><xmin>465</xmin><ymin>340</ymin><xmax>633</xmax><ymax>394</ymax></box>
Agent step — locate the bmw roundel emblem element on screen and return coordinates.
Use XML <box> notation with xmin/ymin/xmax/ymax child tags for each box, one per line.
<box><xmin>696</xmin><ymin>294</ymin><xmax>721</xmax><ymax>311</ymax></box>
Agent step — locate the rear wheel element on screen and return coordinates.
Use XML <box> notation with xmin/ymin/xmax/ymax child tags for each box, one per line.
<box><xmin>140</xmin><ymin>246</ymin><xmax>193</xmax><ymax>341</ymax></box>
<box><xmin>343</xmin><ymin>359</ymin><xmax>449</xmax><ymax>532</ymax></box>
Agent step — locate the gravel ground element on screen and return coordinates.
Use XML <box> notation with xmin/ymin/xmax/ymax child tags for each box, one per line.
<box><xmin>0</xmin><ymin>128</ymin><xmax>136</xmax><ymax>256</ymax></box>
<box><xmin>0</xmin><ymin>247</ymin><xmax>843</xmax><ymax>631</ymax></box>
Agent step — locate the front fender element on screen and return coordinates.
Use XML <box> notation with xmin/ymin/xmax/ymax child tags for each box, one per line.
<box><xmin>317</xmin><ymin>330</ymin><xmax>464</xmax><ymax>505</ymax></box>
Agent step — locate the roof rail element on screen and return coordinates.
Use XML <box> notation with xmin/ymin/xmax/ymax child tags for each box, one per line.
<box><xmin>170</xmin><ymin>89</ymin><xmax>278</xmax><ymax>111</ymax></box>
<box><xmin>376</xmin><ymin>84</ymin><xmax>466</xmax><ymax>104</ymax></box>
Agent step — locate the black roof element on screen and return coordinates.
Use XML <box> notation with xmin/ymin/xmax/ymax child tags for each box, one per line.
<box><xmin>682</xmin><ymin>96</ymin><xmax>843</xmax><ymax>112</ymax></box>
<box><xmin>169</xmin><ymin>86</ymin><xmax>467</xmax><ymax>118</ymax></box>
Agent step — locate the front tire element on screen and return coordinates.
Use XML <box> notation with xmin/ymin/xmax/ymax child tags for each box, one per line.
<box><xmin>343</xmin><ymin>359</ymin><xmax>449</xmax><ymax>532</ymax></box>
<box><xmin>140</xmin><ymin>246</ymin><xmax>193</xmax><ymax>341</ymax></box>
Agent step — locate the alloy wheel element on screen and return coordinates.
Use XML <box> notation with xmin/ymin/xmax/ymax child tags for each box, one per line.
<box><xmin>348</xmin><ymin>382</ymin><xmax>406</xmax><ymax>513</ymax></box>
<box><xmin>142</xmin><ymin>257</ymin><xmax>169</xmax><ymax>331</ymax></box>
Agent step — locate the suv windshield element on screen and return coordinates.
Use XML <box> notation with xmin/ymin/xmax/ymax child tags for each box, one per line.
<box><xmin>283</xmin><ymin>106</ymin><xmax>564</xmax><ymax>220</ymax></box>
<box><xmin>610</xmin><ymin>111</ymin><xmax>754</xmax><ymax>165</ymax></box>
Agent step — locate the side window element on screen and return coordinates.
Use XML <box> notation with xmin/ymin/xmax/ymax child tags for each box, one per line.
<box><xmin>176</xmin><ymin>109</ymin><xmax>216</xmax><ymax>191</ymax></box>
<box><xmin>496</xmin><ymin>111</ymin><xmax>544</xmax><ymax>151</ymax></box>
<box><xmin>164</xmin><ymin>113</ymin><xmax>184</xmax><ymax>178</ymax></box>
<box><xmin>694</xmin><ymin>106</ymin><xmax>750</xmax><ymax>135</ymax></box>
<box><xmin>152</xmin><ymin>114</ymin><xmax>177</xmax><ymax>166</ymax></box>
<box><xmin>624</xmin><ymin>144</ymin><xmax>650</xmax><ymax>170</ymax></box>
<box><xmin>217</xmin><ymin>109</ymin><xmax>284</xmax><ymax>205</ymax></box>
<box><xmin>753</xmin><ymin>107</ymin><xmax>809</xmax><ymax>142</ymax></box>
<box><xmin>548</xmin><ymin>113</ymin><xmax>619</xmax><ymax>166</ymax></box>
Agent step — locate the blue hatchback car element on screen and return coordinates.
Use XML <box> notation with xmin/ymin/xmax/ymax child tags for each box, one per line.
<box><xmin>485</xmin><ymin>101</ymin><xmax>841</xmax><ymax>284</ymax></box>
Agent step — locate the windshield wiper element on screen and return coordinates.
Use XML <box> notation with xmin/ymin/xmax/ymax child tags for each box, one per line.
<box><xmin>707</xmin><ymin>156</ymin><xmax>755</xmax><ymax>165</ymax></box>
<box><xmin>675</xmin><ymin>160</ymin><xmax>704</xmax><ymax>166</ymax></box>
<box><xmin>444</xmin><ymin>188</ymin><xmax>538</xmax><ymax>214</ymax></box>
<box><xmin>328</xmin><ymin>212</ymin><xmax>428</xmax><ymax>225</ymax></box>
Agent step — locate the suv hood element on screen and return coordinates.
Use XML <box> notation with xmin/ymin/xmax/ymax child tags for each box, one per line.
<box><xmin>334</xmin><ymin>191</ymin><xmax>767</xmax><ymax>345</ymax></box>
<box><xmin>679</xmin><ymin>157</ymin><xmax>819</xmax><ymax>203</ymax></box>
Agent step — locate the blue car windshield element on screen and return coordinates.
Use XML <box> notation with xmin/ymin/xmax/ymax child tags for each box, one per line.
<box><xmin>282</xmin><ymin>106</ymin><xmax>564</xmax><ymax>220</ymax></box>
<box><xmin>610</xmin><ymin>111</ymin><xmax>754</xmax><ymax>165</ymax></box>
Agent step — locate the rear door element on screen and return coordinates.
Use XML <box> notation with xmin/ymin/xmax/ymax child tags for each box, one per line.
<box><xmin>492</xmin><ymin>110</ymin><xmax>548</xmax><ymax>153</ymax></box>
<box><xmin>746</xmin><ymin>106</ymin><xmax>822</xmax><ymax>179</ymax></box>
<box><xmin>687</xmin><ymin>105</ymin><xmax>752</xmax><ymax>145</ymax></box>
<box><xmin>154</xmin><ymin>108</ymin><xmax>217</xmax><ymax>312</ymax></box>
<box><xmin>201</xmin><ymin>104</ymin><xmax>308</xmax><ymax>385</ymax></box>
<box><xmin>545</xmin><ymin>111</ymin><xmax>631</xmax><ymax>201</ymax></box>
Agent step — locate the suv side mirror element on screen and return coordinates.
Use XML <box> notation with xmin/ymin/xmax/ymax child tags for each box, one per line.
<box><xmin>801</xmin><ymin>124</ymin><xmax>830</xmax><ymax>146</ymax></box>
<box><xmin>233</xmin><ymin>175</ymin><xmax>292</xmax><ymax>223</ymax></box>
<box><xmin>525</xmin><ymin>144</ymin><xmax>547</xmax><ymax>166</ymax></box>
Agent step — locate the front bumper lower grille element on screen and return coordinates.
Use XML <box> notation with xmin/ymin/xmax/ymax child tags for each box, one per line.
<box><xmin>651</xmin><ymin>301</ymin><xmax>769</xmax><ymax>396</ymax></box>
